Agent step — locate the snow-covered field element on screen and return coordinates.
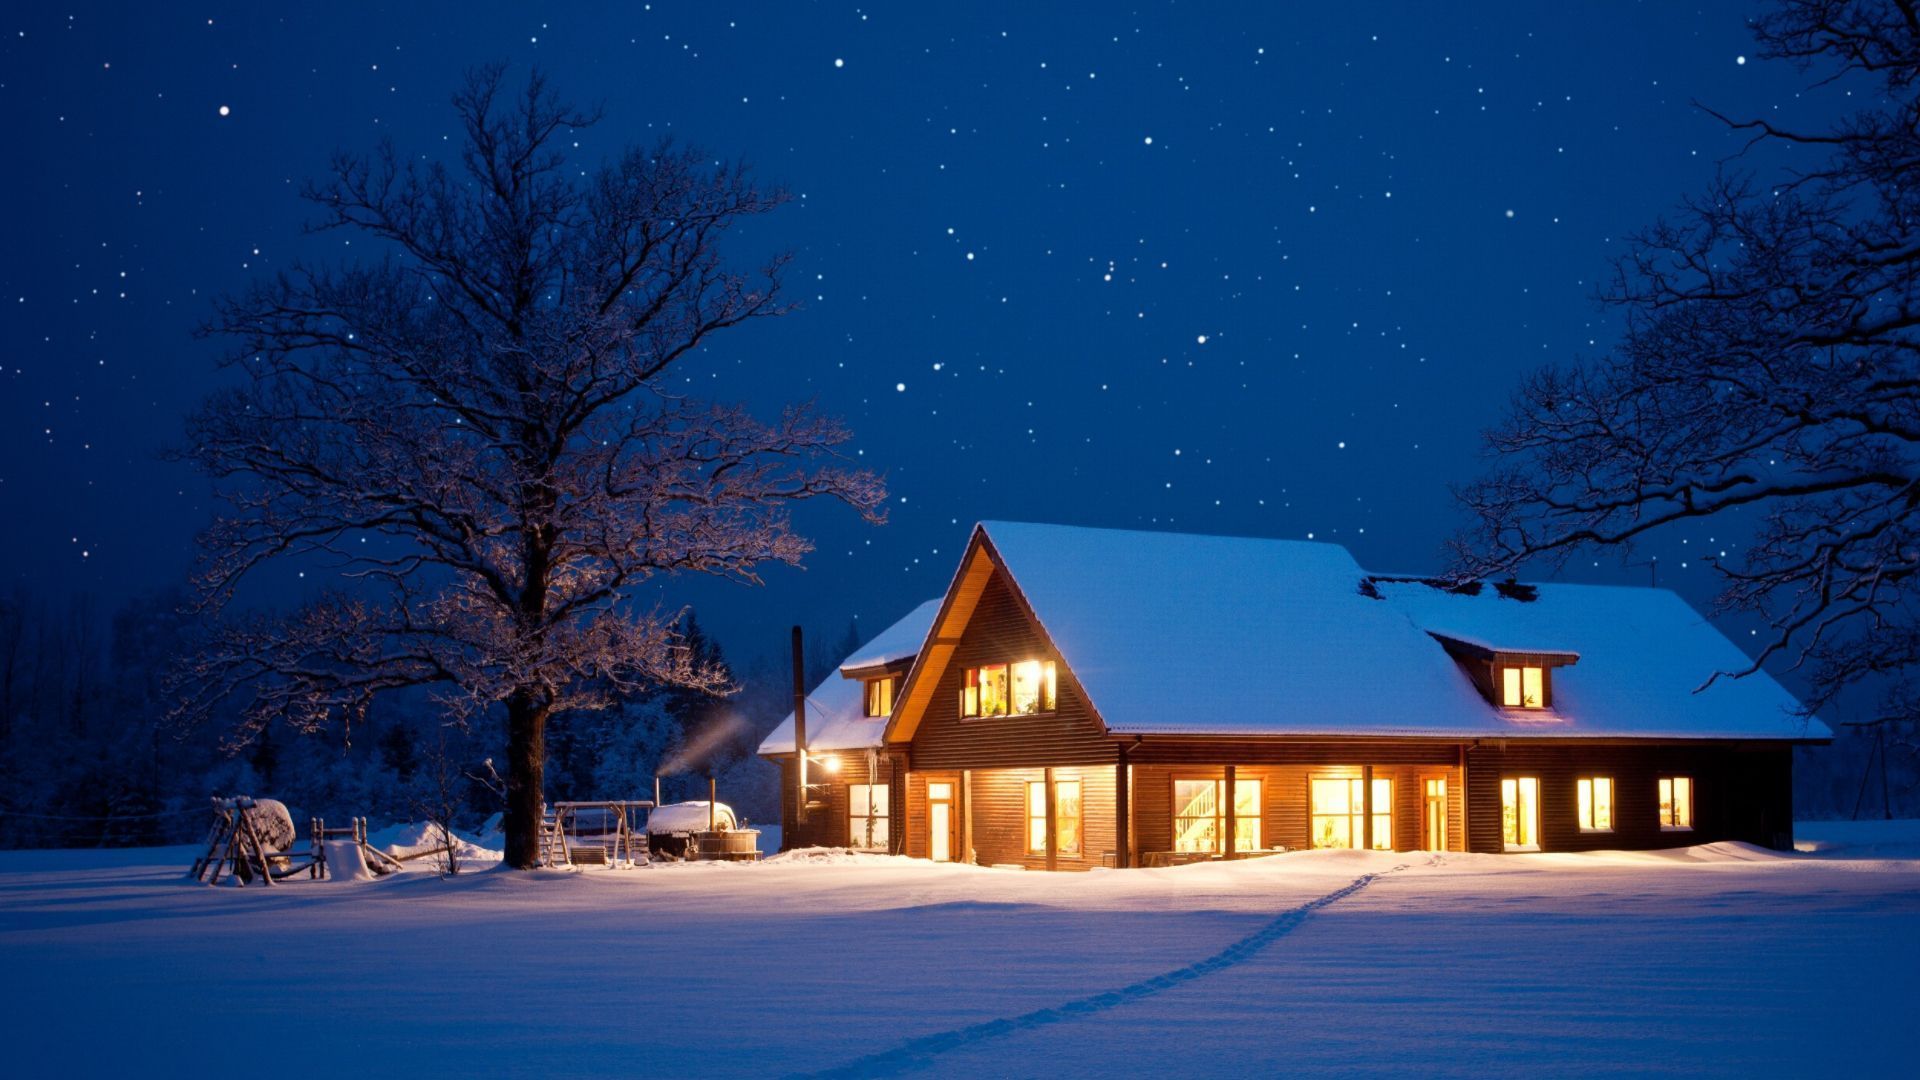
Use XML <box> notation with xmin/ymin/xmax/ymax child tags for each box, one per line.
<box><xmin>2</xmin><ymin>824</ymin><xmax>1917</xmax><ymax>1078</ymax></box>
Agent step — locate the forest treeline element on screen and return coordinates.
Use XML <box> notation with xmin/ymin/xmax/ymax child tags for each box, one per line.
<box><xmin>0</xmin><ymin>586</ymin><xmax>858</xmax><ymax>848</ymax></box>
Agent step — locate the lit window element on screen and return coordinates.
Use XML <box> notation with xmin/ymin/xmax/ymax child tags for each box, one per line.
<box><xmin>1309</xmin><ymin>776</ymin><xmax>1392</xmax><ymax>850</ymax></box>
<box><xmin>1010</xmin><ymin>660</ymin><xmax>1055</xmax><ymax>714</ymax></box>
<box><xmin>1026</xmin><ymin>777</ymin><xmax>1082</xmax><ymax>856</ymax></box>
<box><xmin>1372</xmin><ymin>778</ymin><xmax>1393</xmax><ymax>849</ymax></box>
<box><xmin>1027</xmin><ymin>781</ymin><xmax>1045</xmax><ymax>853</ymax></box>
<box><xmin>1172</xmin><ymin>778</ymin><xmax>1263</xmax><ymax>853</ymax></box>
<box><xmin>1502</xmin><ymin>776</ymin><xmax>1540</xmax><ymax>850</ymax></box>
<box><xmin>863</xmin><ymin>677</ymin><xmax>895</xmax><ymax>718</ymax></box>
<box><xmin>1659</xmin><ymin>776</ymin><xmax>1693</xmax><ymax>830</ymax></box>
<box><xmin>848</xmin><ymin>784</ymin><xmax>889</xmax><ymax>850</ymax></box>
<box><xmin>1055</xmin><ymin>779</ymin><xmax>1081</xmax><ymax>856</ymax></box>
<box><xmin>1577</xmin><ymin>776</ymin><xmax>1614</xmax><ymax>832</ymax></box>
<box><xmin>1501</xmin><ymin>666</ymin><xmax>1546</xmax><ymax>708</ymax></box>
<box><xmin>963</xmin><ymin>660</ymin><xmax>1055</xmax><ymax>717</ymax></box>
<box><xmin>1423</xmin><ymin>777</ymin><xmax>1448</xmax><ymax>851</ymax></box>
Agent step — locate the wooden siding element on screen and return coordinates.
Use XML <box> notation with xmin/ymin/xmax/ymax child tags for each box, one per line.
<box><xmin>890</xmin><ymin>541</ymin><xmax>997</xmax><ymax>740</ymax></box>
<box><xmin>907</xmin><ymin>766</ymin><xmax>1116</xmax><ymax>870</ymax></box>
<box><xmin>774</xmin><ymin>754</ymin><xmax>890</xmax><ymax>852</ymax></box>
<box><xmin>1464</xmin><ymin>742</ymin><xmax>1795</xmax><ymax>853</ymax></box>
<box><xmin>1131</xmin><ymin>762</ymin><xmax>1465</xmax><ymax>855</ymax></box>
<box><xmin>906</xmin><ymin>572</ymin><xmax>1117</xmax><ymax>771</ymax></box>
<box><xmin>1123</xmin><ymin>738</ymin><xmax>1463</xmax><ymax>767</ymax></box>
<box><xmin>785</xmin><ymin>739</ymin><xmax>1797</xmax><ymax>861</ymax></box>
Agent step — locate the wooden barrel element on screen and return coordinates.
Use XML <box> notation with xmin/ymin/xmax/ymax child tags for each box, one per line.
<box><xmin>690</xmin><ymin>829</ymin><xmax>761</xmax><ymax>861</ymax></box>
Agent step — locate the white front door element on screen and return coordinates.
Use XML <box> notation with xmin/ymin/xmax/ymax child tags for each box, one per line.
<box><xmin>928</xmin><ymin>782</ymin><xmax>954</xmax><ymax>862</ymax></box>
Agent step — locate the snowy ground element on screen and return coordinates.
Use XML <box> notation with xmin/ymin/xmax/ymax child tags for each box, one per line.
<box><xmin>2</xmin><ymin>824</ymin><xmax>1917</xmax><ymax>1078</ymax></box>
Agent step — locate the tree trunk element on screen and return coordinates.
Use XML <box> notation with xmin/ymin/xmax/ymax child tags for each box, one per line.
<box><xmin>503</xmin><ymin>689</ymin><xmax>550</xmax><ymax>869</ymax></box>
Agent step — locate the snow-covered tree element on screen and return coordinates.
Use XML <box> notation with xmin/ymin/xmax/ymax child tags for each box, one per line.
<box><xmin>1454</xmin><ymin>0</ymin><xmax>1920</xmax><ymax>740</ymax></box>
<box><xmin>172</xmin><ymin>66</ymin><xmax>885</xmax><ymax>868</ymax></box>
<box><xmin>583</xmin><ymin>692</ymin><xmax>683</xmax><ymax>799</ymax></box>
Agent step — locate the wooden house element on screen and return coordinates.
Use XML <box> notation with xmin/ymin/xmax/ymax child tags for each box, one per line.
<box><xmin>759</xmin><ymin>523</ymin><xmax>1828</xmax><ymax>868</ymax></box>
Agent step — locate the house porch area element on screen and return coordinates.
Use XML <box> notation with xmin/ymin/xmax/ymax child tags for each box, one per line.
<box><xmin>895</xmin><ymin>757</ymin><xmax>1468</xmax><ymax>871</ymax></box>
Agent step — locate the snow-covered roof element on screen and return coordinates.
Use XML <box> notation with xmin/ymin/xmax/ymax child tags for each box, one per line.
<box><xmin>977</xmin><ymin>522</ymin><xmax>1499</xmax><ymax>737</ymax></box>
<box><xmin>759</xmin><ymin>524</ymin><xmax>1825</xmax><ymax>749</ymax></box>
<box><xmin>1373</xmin><ymin>580</ymin><xmax>1828</xmax><ymax>741</ymax></box>
<box><xmin>757</xmin><ymin>598</ymin><xmax>943</xmax><ymax>755</ymax></box>
<box><xmin>1419</xmin><ymin>630</ymin><xmax>1581</xmax><ymax>662</ymax></box>
<box><xmin>838</xmin><ymin>624</ymin><xmax>925</xmax><ymax>674</ymax></box>
<box><xmin>645</xmin><ymin>801</ymin><xmax>737</xmax><ymax>835</ymax></box>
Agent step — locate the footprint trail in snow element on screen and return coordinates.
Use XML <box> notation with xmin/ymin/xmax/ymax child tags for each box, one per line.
<box><xmin>795</xmin><ymin>868</ymin><xmax>1401</xmax><ymax>1079</ymax></box>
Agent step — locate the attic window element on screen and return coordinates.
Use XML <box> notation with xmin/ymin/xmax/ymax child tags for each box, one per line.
<box><xmin>863</xmin><ymin>676</ymin><xmax>896</xmax><ymax>718</ymax></box>
<box><xmin>962</xmin><ymin>660</ymin><xmax>1056</xmax><ymax>717</ymax></box>
<box><xmin>1500</xmin><ymin>665</ymin><xmax>1546</xmax><ymax>709</ymax></box>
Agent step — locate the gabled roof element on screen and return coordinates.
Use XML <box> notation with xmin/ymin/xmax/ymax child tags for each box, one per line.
<box><xmin>764</xmin><ymin>523</ymin><xmax>1827</xmax><ymax>752</ymax></box>
<box><xmin>757</xmin><ymin>598</ymin><xmax>942</xmax><ymax>756</ymax></box>
<box><xmin>889</xmin><ymin>521</ymin><xmax>1501</xmax><ymax>739</ymax></box>
<box><xmin>1374</xmin><ymin>580</ymin><xmax>1828</xmax><ymax>741</ymax></box>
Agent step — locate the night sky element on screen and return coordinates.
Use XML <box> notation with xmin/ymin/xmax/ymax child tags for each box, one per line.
<box><xmin>1</xmin><ymin>4</ymin><xmax>1825</xmax><ymax>668</ymax></box>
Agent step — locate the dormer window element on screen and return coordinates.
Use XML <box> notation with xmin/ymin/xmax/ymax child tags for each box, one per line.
<box><xmin>863</xmin><ymin>676</ymin><xmax>896</xmax><ymax>718</ymax></box>
<box><xmin>1500</xmin><ymin>665</ymin><xmax>1546</xmax><ymax>709</ymax></box>
<box><xmin>1422</xmin><ymin>633</ymin><xmax>1576</xmax><ymax>715</ymax></box>
<box><xmin>962</xmin><ymin>660</ymin><xmax>1056</xmax><ymax>717</ymax></box>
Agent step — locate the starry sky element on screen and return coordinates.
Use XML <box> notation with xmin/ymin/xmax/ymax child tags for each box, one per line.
<box><xmin>0</xmin><ymin>3</ymin><xmax>1828</xmax><ymax>669</ymax></box>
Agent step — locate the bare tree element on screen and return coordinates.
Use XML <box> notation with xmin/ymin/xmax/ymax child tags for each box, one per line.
<box><xmin>173</xmin><ymin>66</ymin><xmax>885</xmax><ymax>868</ymax></box>
<box><xmin>413</xmin><ymin>727</ymin><xmax>466</xmax><ymax>877</ymax></box>
<box><xmin>1453</xmin><ymin>0</ymin><xmax>1920</xmax><ymax>737</ymax></box>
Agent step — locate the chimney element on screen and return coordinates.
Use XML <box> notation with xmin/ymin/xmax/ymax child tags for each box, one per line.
<box><xmin>792</xmin><ymin>624</ymin><xmax>808</xmax><ymax>825</ymax></box>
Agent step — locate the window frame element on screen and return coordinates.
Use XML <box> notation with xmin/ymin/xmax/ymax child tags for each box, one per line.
<box><xmin>1658</xmin><ymin>775</ymin><xmax>1694</xmax><ymax>832</ymax></box>
<box><xmin>1025</xmin><ymin>776</ymin><xmax>1083</xmax><ymax>857</ymax></box>
<box><xmin>1026</xmin><ymin>780</ymin><xmax>1046</xmax><ymax>854</ymax></box>
<box><xmin>1171</xmin><ymin>776</ymin><xmax>1263</xmax><ymax>854</ymax></box>
<box><xmin>1576</xmin><ymin>775</ymin><xmax>1615</xmax><ymax>833</ymax></box>
<box><xmin>847</xmin><ymin>782</ymin><xmax>890</xmax><ymax>851</ymax></box>
<box><xmin>863</xmin><ymin>676</ymin><xmax>896</xmax><ymax>718</ymax></box>
<box><xmin>1422</xmin><ymin>776</ymin><xmax>1448</xmax><ymax>852</ymax></box>
<box><xmin>962</xmin><ymin>659</ymin><xmax>1057</xmax><ymax>718</ymax></box>
<box><xmin>1499</xmin><ymin>664</ymin><xmax>1549</xmax><ymax>709</ymax></box>
<box><xmin>1054</xmin><ymin>778</ymin><xmax>1082</xmax><ymax>857</ymax></box>
<box><xmin>1369</xmin><ymin>777</ymin><xmax>1393</xmax><ymax>850</ymax></box>
<box><xmin>1308</xmin><ymin>774</ymin><xmax>1392</xmax><ymax>851</ymax></box>
<box><xmin>1502</xmin><ymin>775</ymin><xmax>1541</xmax><ymax>852</ymax></box>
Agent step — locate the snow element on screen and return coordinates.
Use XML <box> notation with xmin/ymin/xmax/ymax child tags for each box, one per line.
<box><xmin>0</xmin><ymin>822</ymin><xmax>1915</xmax><ymax>1076</ymax></box>
<box><xmin>1795</xmin><ymin>818</ymin><xmax>1920</xmax><ymax>859</ymax></box>
<box><xmin>366</xmin><ymin>820</ymin><xmax>501</xmax><ymax>863</ymax></box>
<box><xmin>645</xmin><ymin>800</ymin><xmax>737</xmax><ymax>835</ymax></box>
<box><xmin>1375</xmin><ymin>579</ymin><xmax>1829</xmax><ymax>740</ymax></box>
<box><xmin>977</xmin><ymin>522</ymin><xmax>1496</xmax><ymax>736</ymax></box>
<box><xmin>323</xmin><ymin>838</ymin><xmax>374</xmax><ymax>881</ymax></box>
<box><xmin>774</xmin><ymin>523</ymin><xmax>1820</xmax><ymax>744</ymax></box>
<box><xmin>758</xmin><ymin>597</ymin><xmax>942</xmax><ymax>755</ymax></box>
<box><xmin>838</xmin><ymin>597</ymin><xmax>943</xmax><ymax>673</ymax></box>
